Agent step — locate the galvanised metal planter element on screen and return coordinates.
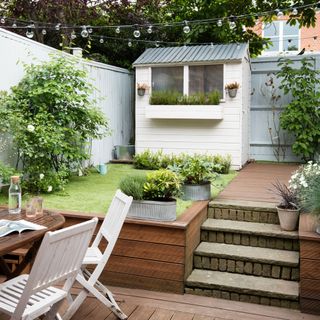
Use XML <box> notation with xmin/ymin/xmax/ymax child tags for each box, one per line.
<box><xmin>127</xmin><ymin>199</ymin><xmax>177</xmax><ymax>221</ymax></box>
<box><xmin>182</xmin><ymin>182</ymin><xmax>211</xmax><ymax>201</ymax></box>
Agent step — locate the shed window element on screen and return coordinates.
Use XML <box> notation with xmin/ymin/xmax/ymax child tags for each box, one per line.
<box><xmin>152</xmin><ymin>67</ymin><xmax>183</xmax><ymax>93</ymax></box>
<box><xmin>189</xmin><ymin>65</ymin><xmax>223</xmax><ymax>96</ymax></box>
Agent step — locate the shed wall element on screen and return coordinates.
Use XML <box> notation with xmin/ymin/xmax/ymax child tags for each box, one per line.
<box><xmin>0</xmin><ymin>29</ymin><xmax>134</xmax><ymax>166</ymax></box>
<box><xmin>135</xmin><ymin>62</ymin><xmax>247</xmax><ymax>169</ymax></box>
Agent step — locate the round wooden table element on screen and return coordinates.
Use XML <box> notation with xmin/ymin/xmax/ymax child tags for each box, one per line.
<box><xmin>0</xmin><ymin>208</ymin><xmax>65</xmax><ymax>278</ymax></box>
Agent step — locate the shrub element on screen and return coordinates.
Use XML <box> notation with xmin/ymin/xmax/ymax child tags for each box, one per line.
<box><xmin>277</xmin><ymin>58</ymin><xmax>320</xmax><ymax>160</ymax></box>
<box><xmin>144</xmin><ymin>169</ymin><xmax>181</xmax><ymax>200</ymax></box>
<box><xmin>289</xmin><ymin>161</ymin><xmax>320</xmax><ymax>212</ymax></box>
<box><xmin>0</xmin><ymin>55</ymin><xmax>109</xmax><ymax>193</ymax></box>
<box><xmin>119</xmin><ymin>174</ymin><xmax>147</xmax><ymax>200</ymax></box>
<box><xmin>0</xmin><ymin>161</ymin><xmax>17</xmax><ymax>184</ymax></box>
<box><xmin>170</xmin><ymin>156</ymin><xmax>216</xmax><ymax>184</ymax></box>
<box><xmin>149</xmin><ymin>90</ymin><xmax>221</xmax><ymax>105</ymax></box>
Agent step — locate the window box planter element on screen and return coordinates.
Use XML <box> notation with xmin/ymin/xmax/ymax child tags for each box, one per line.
<box><xmin>145</xmin><ymin>105</ymin><xmax>223</xmax><ymax>120</ymax></box>
<box><xmin>127</xmin><ymin>199</ymin><xmax>177</xmax><ymax>221</ymax></box>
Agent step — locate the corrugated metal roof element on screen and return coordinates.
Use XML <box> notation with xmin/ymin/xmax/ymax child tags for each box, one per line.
<box><xmin>133</xmin><ymin>43</ymin><xmax>248</xmax><ymax>66</ymax></box>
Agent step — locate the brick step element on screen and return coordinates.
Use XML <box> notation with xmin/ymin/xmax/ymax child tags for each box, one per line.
<box><xmin>208</xmin><ymin>200</ymin><xmax>279</xmax><ymax>224</ymax></box>
<box><xmin>201</xmin><ymin>219</ymin><xmax>299</xmax><ymax>251</ymax></box>
<box><xmin>194</xmin><ymin>242</ymin><xmax>299</xmax><ymax>280</ymax></box>
<box><xmin>185</xmin><ymin>269</ymin><xmax>299</xmax><ymax>309</ymax></box>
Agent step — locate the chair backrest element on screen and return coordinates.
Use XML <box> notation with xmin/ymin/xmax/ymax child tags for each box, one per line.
<box><xmin>90</xmin><ymin>190</ymin><xmax>132</xmax><ymax>282</ymax></box>
<box><xmin>13</xmin><ymin>217</ymin><xmax>98</xmax><ymax>319</ymax></box>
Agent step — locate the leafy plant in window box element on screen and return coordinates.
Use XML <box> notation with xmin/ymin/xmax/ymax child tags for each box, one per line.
<box><xmin>225</xmin><ymin>82</ymin><xmax>240</xmax><ymax>98</ymax></box>
<box><xmin>119</xmin><ymin>169</ymin><xmax>181</xmax><ymax>221</ymax></box>
<box><xmin>137</xmin><ymin>83</ymin><xmax>149</xmax><ymax>96</ymax></box>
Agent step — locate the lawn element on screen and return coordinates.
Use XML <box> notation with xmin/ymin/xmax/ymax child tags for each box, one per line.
<box><xmin>0</xmin><ymin>164</ymin><xmax>237</xmax><ymax>217</ymax></box>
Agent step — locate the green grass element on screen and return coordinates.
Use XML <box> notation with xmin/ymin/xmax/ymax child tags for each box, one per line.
<box><xmin>0</xmin><ymin>164</ymin><xmax>237</xmax><ymax>217</ymax></box>
<box><xmin>211</xmin><ymin>171</ymin><xmax>237</xmax><ymax>198</ymax></box>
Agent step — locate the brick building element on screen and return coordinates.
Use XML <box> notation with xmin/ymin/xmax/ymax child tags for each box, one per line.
<box><xmin>254</xmin><ymin>12</ymin><xmax>320</xmax><ymax>56</ymax></box>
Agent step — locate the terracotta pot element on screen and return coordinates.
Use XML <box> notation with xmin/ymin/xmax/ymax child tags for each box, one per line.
<box><xmin>276</xmin><ymin>207</ymin><xmax>300</xmax><ymax>231</ymax></box>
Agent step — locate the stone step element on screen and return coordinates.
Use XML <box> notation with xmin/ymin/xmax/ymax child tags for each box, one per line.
<box><xmin>194</xmin><ymin>242</ymin><xmax>299</xmax><ymax>280</ymax></box>
<box><xmin>185</xmin><ymin>269</ymin><xmax>299</xmax><ymax>309</ymax></box>
<box><xmin>201</xmin><ymin>219</ymin><xmax>299</xmax><ymax>251</ymax></box>
<box><xmin>208</xmin><ymin>200</ymin><xmax>279</xmax><ymax>224</ymax></box>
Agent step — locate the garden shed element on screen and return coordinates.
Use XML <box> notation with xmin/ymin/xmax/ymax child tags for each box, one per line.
<box><xmin>133</xmin><ymin>43</ymin><xmax>251</xmax><ymax>169</ymax></box>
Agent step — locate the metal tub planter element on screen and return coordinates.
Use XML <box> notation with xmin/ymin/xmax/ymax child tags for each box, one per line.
<box><xmin>182</xmin><ymin>182</ymin><xmax>211</xmax><ymax>201</ymax></box>
<box><xmin>127</xmin><ymin>199</ymin><xmax>177</xmax><ymax>221</ymax></box>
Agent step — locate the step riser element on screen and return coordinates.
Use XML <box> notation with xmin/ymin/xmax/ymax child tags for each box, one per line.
<box><xmin>201</xmin><ymin>230</ymin><xmax>299</xmax><ymax>251</ymax></box>
<box><xmin>194</xmin><ymin>255</ymin><xmax>299</xmax><ymax>281</ymax></box>
<box><xmin>208</xmin><ymin>207</ymin><xmax>279</xmax><ymax>224</ymax></box>
<box><xmin>185</xmin><ymin>287</ymin><xmax>299</xmax><ymax>309</ymax></box>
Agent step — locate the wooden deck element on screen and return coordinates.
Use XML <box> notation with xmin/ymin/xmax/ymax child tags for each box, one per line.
<box><xmin>68</xmin><ymin>286</ymin><xmax>320</xmax><ymax>320</ymax></box>
<box><xmin>217</xmin><ymin>162</ymin><xmax>299</xmax><ymax>204</ymax></box>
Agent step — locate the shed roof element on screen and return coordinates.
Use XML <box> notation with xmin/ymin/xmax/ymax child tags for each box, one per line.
<box><xmin>133</xmin><ymin>43</ymin><xmax>248</xmax><ymax>66</ymax></box>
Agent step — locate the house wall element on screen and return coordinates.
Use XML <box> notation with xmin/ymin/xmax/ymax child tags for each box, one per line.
<box><xmin>135</xmin><ymin>59</ymin><xmax>249</xmax><ymax>169</ymax></box>
<box><xmin>0</xmin><ymin>28</ymin><xmax>134</xmax><ymax>166</ymax></box>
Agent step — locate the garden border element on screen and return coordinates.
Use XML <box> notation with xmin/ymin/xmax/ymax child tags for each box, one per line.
<box><xmin>61</xmin><ymin>200</ymin><xmax>208</xmax><ymax>293</ymax></box>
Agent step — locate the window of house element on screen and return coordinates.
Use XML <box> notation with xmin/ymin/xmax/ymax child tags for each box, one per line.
<box><xmin>189</xmin><ymin>65</ymin><xmax>224</xmax><ymax>96</ymax></box>
<box><xmin>152</xmin><ymin>67</ymin><xmax>183</xmax><ymax>93</ymax></box>
<box><xmin>263</xmin><ymin>21</ymin><xmax>299</xmax><ymax>53</ymax></box>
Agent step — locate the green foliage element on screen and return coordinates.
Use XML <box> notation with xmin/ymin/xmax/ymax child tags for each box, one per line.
<box><xmin>144</xmin><ymin>169</ymin><xmax>181</xmax><ymax>200</ymax></box>
<box><xmin>277</xmin><ymin>58</ymin><xmax>320</xmax><ymax>160</ymax></box>
<box><xmin>170</xmin><ymin>156</ymin><xmax>217</xmax><ymax>184</ymax></box>
<box><xmin>134</xmin><ymin>149</ymin><xmax>231</xmax><ymax>175</ymax></box>
<box><xmin>149</xmin><ymin>90</ymin><xmax>221</xmax><ymax>105</ymax></box>
<box><xmin>0</xmin><ymin>55</ymin><xmax>109</xmax><ymax>193</ymax></box>
<box><xmin>0</xmin><ymin>161</ymin><xmax>17</xmax><ymax>184</ymax></box>
<box><xmin>119</xmin><ymin>174</ymin><xmax>147</xmax><ymax>200</ymax></box>
<box><xmin>272</xmin><ymin>180</ymin><xmax>299</xmax><ymax>210</ymax></box>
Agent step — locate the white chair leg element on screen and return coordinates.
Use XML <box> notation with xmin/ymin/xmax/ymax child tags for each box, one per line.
<box><xmin>61</xmin><ymin>290</ymin><xmax>88</xmax><ymax>320</ymax></box>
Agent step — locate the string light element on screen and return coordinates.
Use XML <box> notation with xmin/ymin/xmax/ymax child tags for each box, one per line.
<box><xmin>147</xmin><ymin>25</ymin><xmax>153</xmax><ymax>34</ymax></box>
<box><xmin>42</xmin><ymin>29</ymin><xmax>47</xmax><ymax>35</ymax></box>
<box><xmin>26</xmin><ymin>28</ymin><xmax>34</xmax><ymax>38</ymax></box>
<box><xmin>81</xmin><ymin>26</ymin><xmax>89</xmax><ymax>38</ymax></box>
<box><xmin>1</xmin><ymin>17</ymin><xmax>6</xmax><ymax>24</ymax></box>
<box><xmin>55</xmin><ymin>23</ymin><xmax>61</xmax><ymax>31</ymax></box>
<box><xmin>133</xmin><ymin>26</ymin><xmax>141</xmax><ymax>38</ymax></box>
<box><xmin>183</xmin><ymin>21</ymin><xmax>190</xmax><ymax>34</ymax></box>
<box><xmin>71</xmin><ymin>30</ymin><xmax>77</xmax><ymax>39</ymax></box>
<box><xmin>88</xmin><ymin>27</ymin><xmax>93</xmax><ymax>34</ymax></box>
<box><xmin>99</xmin><ymin>37</ymin><xmax>104</xmax><ymax>43</ymax></box>
<box><xmin>128</xmin><ymin>39</ymin><xmax>132</xmax><ymax>47</ymax></box>
<box><xmin>217</xmin><ymin>19</ymin><xmax>223</xmax><ymax>27</ymax></box>
<box><xmin>115</xmin><ymin>26</ymin><xmax>120</xmax><ymax>34</ymax></box>
<box><xmin>229</xmin><ymin>16</ymin><xmax>236</xmax><ymax>29</ymax></box>
<box><xmin>155</xmin><ymin>41</ymin><xmax>160</xmax><ymax>47</ymax></box>
<box><xmin>292</xmin><ymin>8</ymin><xmax>298</xmax><ymax>15</ymax></box>
<box><xmin>12</xmin><ymin>21</ymin><xmax>17</xmax><ymax>28</ymax></box>
<box><xmin>275</xmin><ymin>9</ymin><xmax>284</xmax><ymax>18</ymax></box>
<box><xmin>242</xmin><ymin>25</ymin><xmax>247</xmax><ymax>32</ymax></box>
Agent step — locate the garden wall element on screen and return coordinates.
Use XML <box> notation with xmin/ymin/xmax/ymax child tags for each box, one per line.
<box><xmin>250</xmin><ymin>54</ymin><xmax>320</xmax><ymax>162</ymax></box>
<box><xmin>0</xmin><ymin>28</ymin><xmax>134</xmax><ymax>166</ymax></box>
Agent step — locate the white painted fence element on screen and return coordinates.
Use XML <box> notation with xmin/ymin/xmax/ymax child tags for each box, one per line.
<box><xmin>0</xmin><ymin>28</ymin><xmax>134</xmax><ymax>166</ymax></box>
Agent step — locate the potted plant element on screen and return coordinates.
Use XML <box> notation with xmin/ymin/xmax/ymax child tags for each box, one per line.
<box><xmin>137</xmin><ymin>83</ymin><xmax>149</xmax><ymax>96</ymax></box>
<box><xmin>119</xmin><ymin>169</ymin><xmax>181</xmax><ymax>221</ymax></box>
<box><xmin>290</xmin><ymin>161</ymin><xmax>320</xmax><ymax>234</ymax></box>
<box><xmin>272</xmin><ymin>180</ymin><xmax>300</xmax><ymax>231</ymax></box>
<box><xmin>171</xmin><ymin>156</ymin><xmax>216</xmax><ymax>201</ymax></box>
<box><xmin>225</xmin><ymin>82</ymin><xmax>240</xmax><ymax>98</ymax></box>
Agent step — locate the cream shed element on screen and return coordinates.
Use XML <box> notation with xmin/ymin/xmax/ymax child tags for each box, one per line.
<box><xmin>133</xmin><ymin>43</ymin><xmax>251</xmax><ymax>169</ymax></box>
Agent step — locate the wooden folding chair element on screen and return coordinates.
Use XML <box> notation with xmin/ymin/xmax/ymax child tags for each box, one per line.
<box><xmin>62</xmin><ymin>190</ymin><xmax>133</xmax><ymax>320</ymax></box>
<box><xmin>0</xmin><ymin>217</ymin><xmax>98</xmax><ymax>320</ymax></box>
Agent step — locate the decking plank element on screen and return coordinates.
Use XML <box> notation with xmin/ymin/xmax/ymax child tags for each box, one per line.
<box><xmin>149</xmin><ymin>308</ymin><xmax>175</xmax><ymax>320</ymax></box>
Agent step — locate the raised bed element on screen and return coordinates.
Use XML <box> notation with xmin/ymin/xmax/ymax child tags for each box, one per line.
<box><xmin>62</xmin><ymin>201</ymin><xmax>208</xmax><ymax>294</ymax></box>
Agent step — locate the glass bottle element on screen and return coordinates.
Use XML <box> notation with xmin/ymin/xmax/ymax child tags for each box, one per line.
<box><xmin>8</xmin><ymin>175</ymin><xmax>21</xmax><ymax>214</ymax></box>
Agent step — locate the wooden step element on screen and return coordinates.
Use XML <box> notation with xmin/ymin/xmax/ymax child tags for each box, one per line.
<box><xmin>201</xmin><ymin>219</ymin><xmax>299</xmax><ymax>251</ymax></box>
<box><xmin>185</xmin><ymin>269</ymin><xmax>299</xmax><ymax>309</ymax></box>
<box><xmin>194</xmin><ymin>242</ymin><xmax>299</xmax><ymax>280</ymax></box>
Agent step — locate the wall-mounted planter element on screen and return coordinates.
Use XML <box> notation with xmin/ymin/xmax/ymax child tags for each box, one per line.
<box><xmin>137</xmin><ymin>88</ymin><xmax>146</xmax><ymax>96</ymax></box>
<box><xmin>145</xmin><ymin>105</ymin><xmax>223</xmax><ymax>120</ymax></box>
<box><xmin>227</xmin><ymin>88</ymin><xmax>238</xmax><ymax>98</ymax></box>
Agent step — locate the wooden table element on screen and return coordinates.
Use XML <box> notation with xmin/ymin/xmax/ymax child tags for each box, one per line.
<box><xmin>0</xmin><ymin>208</ymin><xmax>65</xmax><ymax>278</ymax></box>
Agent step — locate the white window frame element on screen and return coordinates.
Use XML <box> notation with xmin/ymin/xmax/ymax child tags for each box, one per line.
<box><xmin>151</xmin><ymin>64</ymin><xmax>225</xmax><ymax>101</ymax></box>
<box><xmin>262</xmin><ymin>21</ymin><xmax>300</xmax><ymax>55</ymax></box>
